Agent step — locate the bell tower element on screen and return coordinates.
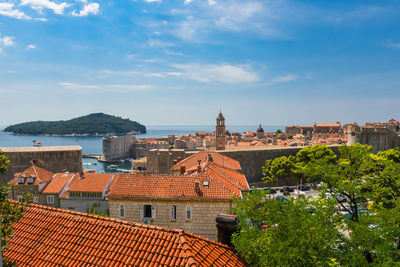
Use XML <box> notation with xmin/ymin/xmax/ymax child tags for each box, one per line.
<box><xmin>216</xmin><ymin>111</ymin><xmax>226</xmax><ymax>150</ymax></box>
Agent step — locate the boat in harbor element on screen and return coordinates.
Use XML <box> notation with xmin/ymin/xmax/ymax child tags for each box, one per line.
<box><xmin>107</xmin><ymin>164</ymin><xmax>118</xmax><ymax>170</ymax></box>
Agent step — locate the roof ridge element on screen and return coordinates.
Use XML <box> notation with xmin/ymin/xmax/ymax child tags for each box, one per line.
<box><xmin>208</xmin><ymin>163</ymin><xmax>247</xmax><ymax>188</ymax></box>
<box><xmin>204</xmin><ymin>171</ymin><xmax>239</xmax><ymax>197</ymax></box>
<box><xmin>172</xmin><ymin>151</ymin><xmax>207</xmax><ymax>167</ymax></box>
<box><xmin>205</xmin><ymin>164</ymin><xmax>244</xmax><ymax>190</ymax></box>
<box><xmin>177</xmin><ymin>232</ymin><xmax>198</xmax><ymax>266</ymax></box>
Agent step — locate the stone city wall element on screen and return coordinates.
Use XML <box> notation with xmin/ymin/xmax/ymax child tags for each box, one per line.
<box><xmin>0</xmin><ymin>146</ymin><xmax>82</xmax><ymax>184</ymax></box>
<box><xmin>347</xmin><ymin>125</ymin><xmax>400</xmax><ymax>153</ymax></box>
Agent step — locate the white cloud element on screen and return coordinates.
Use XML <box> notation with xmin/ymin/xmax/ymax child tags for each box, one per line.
<box><xmin>144</xmin><ymin>73</ymin><xmax>164</xmax><ymax>77</ymax></box>
<box><xmin>387</xmin><ymin>42</ymin><xmax>400</xmax><ymax>50</ymax></box>
<box><xmin>0</xmin><ymin>3</ymin><xmax>31</xmax><ymax>20</ymax></box>
<box><xmin>273</xmin><ymin>74</ymin><xmax>299</xmax><ymax>83</ymax></box>
<box><xmin>143</xmin><ymin>0</ymin><xmax>162</xmax><ymax>3</ymax></box>
<box><xmin>27</xmin><ymin>44</ymin><xmax>36</xmax><ymax>50</ymax></box>
<box><xmin>59</xmin><ymin>82</ymin><xmax>99</xmax><ymax>90</ymax></box>
<box><xmin>214</xmin><ymin>1</ymin><xmax>266</xmax><ymax>32</ymax></box>
<box><xmin>21</xmin><ymin>0</ymin><xmax>70</xmax><ymax>15</ymax></box>
<box><xmin>108</xmin><ymin>84</ymin><xmax>154</xmax><ymax>91</ymax></box>
<box><xmin>71</xmin><ymin>2</ymin><xmax>100</xmax><ymax>16</ymax></box>
<box><xmin>184</xmin><ymin>0</ymin><xmax>193</xmax><ymax>5</ymax></box>
<box><xmin>59</xmin><ymin>82</ymin><xmax>154</xmax><ymax>92</ymax></box>
<box><xmin>0</xmin><ymin>47</ymin><xmax>2</xmax><ymax>54</ymax></box>
<box><xmin>171</xmin><ymin>63</ymin><xmax>259</xmax><ymax>84</ymax></box>
<box><xmin>208</xmin><ymin>0</ymin><xmax>216</xmax><ymax>6</ymax></box>
<box><xmin>147</xmin><ymin>38</ymin><xmax>175</xmax><ymax>48</ymax></box>
<box><xmin>0</xmin><ymin>36</ymin><xmax>15</xmax><ymax>47</ymax></box>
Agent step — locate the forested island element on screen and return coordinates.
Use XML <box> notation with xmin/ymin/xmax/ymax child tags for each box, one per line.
<box><xmin>4</xmin><ymin>113</ymin><xmax>146</xmax><ymax>136</ymax></box>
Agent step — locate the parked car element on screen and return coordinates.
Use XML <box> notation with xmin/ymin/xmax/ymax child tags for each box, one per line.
<box><xmin>275</xmin><ymin>196</ymin><xmax>289</xmax><ymax>202</ymax></box>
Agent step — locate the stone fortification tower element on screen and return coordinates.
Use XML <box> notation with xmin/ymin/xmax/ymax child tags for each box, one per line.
<box><xmin>216</xmin><ymin>111</ymin><xmax>226</xmax><ymax>151</ymax></box>
<box><xmin>346</xmin><ymin>124</ymin><xmax>361</xmax><ymax>145</ymax></box>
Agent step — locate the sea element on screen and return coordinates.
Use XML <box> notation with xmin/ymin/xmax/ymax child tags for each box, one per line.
<box><xmin>0</xmin><ymin>125</ymin><xmax>284</xmax><ymax>173</ymax></box>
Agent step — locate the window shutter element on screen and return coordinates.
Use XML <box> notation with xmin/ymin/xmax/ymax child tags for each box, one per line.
<box><xmin>139</xmin><ymin>204</ymin><xmax>144</xmax><ymax>219</ymax></box>
<box><xmin>152</xmin><ymin>204</ymin><xmax>157</xmax><ymax>219</ymax></box>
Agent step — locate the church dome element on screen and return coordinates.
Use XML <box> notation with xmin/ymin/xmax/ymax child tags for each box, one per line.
<box><xmin>256</xmin><ymin>124</ymin><xmax>264</xmax><ymax>133</ymax></box>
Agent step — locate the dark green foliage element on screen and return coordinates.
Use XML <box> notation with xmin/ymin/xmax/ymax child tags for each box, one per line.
<box><xmin>0</xmin><ymin>152</ymin><xmax>9</xmax><ymax>174</ymax></box>
<box><xmin>243</xmin><ymin>144</ymin><xmax>400</xmax><ymax>265</ymax></box>
<box><xmin>232</xmin><ymin>190</ymin><xmax>341</xmax><ymax>266</ymax></box>
<box><xmin>4</xmin><ymin>113</ymin><xmax>146</xmax><ymax>135</ymax></box>
<box><xmin>86</xmin><ymin>206</ymin><xmax>109</xmax><ymax>217</ymax></box>
<box><xmin>275</xmin><ymin>129</ymin><xmax>283</xmax><ymax>134</ymax></box>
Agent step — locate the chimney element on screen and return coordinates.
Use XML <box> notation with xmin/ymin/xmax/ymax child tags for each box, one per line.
<box><xmin>180</xmin><ymin>165</ymin><xmax>186</xmax><ymax>175</ymax></box>
<box><xmin>80</xmin><ymin>171</ymin><xmax>85</xmax><ymax>179</ymax></box>
<box><xmin>195</xmin><ymin>180</ymin><xmax>201</xmax><ymax>194</ymax></box>
<box><xmin>197</xmin><ymin>160</ymin><xmax>202</xmax><ymax>173</ymax></box>
<box><xmin>207</xmin><ymin>153</ymin><xmax>213</xmax><ymax>162</ymax></box>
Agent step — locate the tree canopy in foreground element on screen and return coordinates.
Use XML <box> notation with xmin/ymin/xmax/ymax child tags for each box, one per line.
<box><xmin>233</xmin><ymin>144</ymin><xmax>400</xmax><ymax>266</ymax></box>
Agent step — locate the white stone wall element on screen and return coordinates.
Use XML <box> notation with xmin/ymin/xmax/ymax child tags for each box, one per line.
<box><xmin>109</xmin><ymin>198</ymin><xmax>233</xmax><ymax>241</ymax></box>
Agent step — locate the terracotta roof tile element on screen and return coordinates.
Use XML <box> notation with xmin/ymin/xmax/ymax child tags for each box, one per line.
<box><xmin>172</xmin><ymin>151</ymin><xmax>241</xmax><ymax>172</ymax></box>
<box><xmin>65</xmin><ymin>173</ymin><xmax>114</xmax><ymax>193</ymax></box>
<box><xmin>108</xmin><ymin>173</ymin><xmax>241</xmax><ymax>199</ymax></box>
<box><xmin>5</xmin><ymin>203</ymin><xmax>245</xmax><ymax>266</ymax></box>
<box><xmin>9</xmin><ymin>166</ymin><xmax>54</xmax><ymax>187</ymax></box>
<box><xmin>42</xmin><ymin>172</ymin><xmax>76</xmax><ymax>194</ymax></box>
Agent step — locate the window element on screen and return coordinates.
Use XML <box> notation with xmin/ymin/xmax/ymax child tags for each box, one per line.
<box><xmin>186</xmin><ymin>206</ymin><xmax>192</xmax><ymax>220</ymax></box>
<box><xmin>47</xmin><ymin>195</ymin><xmax>54</xmax><ymax>204</ymax></box>
<box><xmin>17</xmin><ymin>195</ymin><xmax>23</xmax><ymax>202</ymax></box>
<box><xmin>27</xmin><ymin>177</ymin><xmax>34</xmax><ymax>184</ymax></box>
<box><xmin>144</xmin><ymin>205</ymin><xmax>152</xmax><ymax>218</ymax></box>
<box><xmin>171</xmin><ymin>205</ymin><xmax>177</xmax><ymax>220</ymax></box>
<box><xmin>120</xmin><ymin>204</ymin><xmax>125</xmax><ymax>217</ymax></box>
<box><xmin>18</xmin><ymin>177</ymin><xmax>25</xmax><ymax>184</ymax></box>
<box><xmin>33</xmin><ymin>196</ymin><xmax>38</xmax><ymax>203</ymax></box>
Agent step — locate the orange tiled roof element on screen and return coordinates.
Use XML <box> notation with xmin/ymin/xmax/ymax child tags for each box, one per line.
<box><xmin>204</xmin><ymin>162</ymin><xmax>249</xmax><ymax>193</ymax></box>
<box><xmin>172</xmin><ymin>151</ymin><xmax>241</xmax><ymax>172</ymax></box>
<box><xmin>41</xmin><ymin>172</ymin><xmax>76</xmax><ymax>194</ymax></box>
<box><xmin>4</xmin><ymin>202</ymin><xmax>246</xmax><ymax>266</ymax></box>
<box><xmin>314</xmin><ymin>123</ymin><xmax>341</xmax><ymax>127</ymax></box>
<box><xmin>108</xmin><ymin>173</ymin><xmax>241</xmax><ymax>199</ymax></box>
<box><xmin>9</xmin><ymin>165</ymin><xmax>54</xmax><ymax>186</ymax></box>
<box><xmin>65</xmin><ymin>173</ymin><xmax>114</xmax><ymax>194</ymax></box>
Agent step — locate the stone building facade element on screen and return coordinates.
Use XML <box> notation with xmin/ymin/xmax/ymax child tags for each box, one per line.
<box><xmin>146</xmin><ymin>149</ymin><xmax>187</xmax><ymax>174</ymax></box>
<box><xmin>109</xmin><ymin>198</ymin><xmax>233</xmax><ymax>241</ymax></box>
<box><xmin>108</xmin><ymin>158</ymin><xmax>248</xmax><ymax>241</ymax></box>
<box><xmin>0</xmin><ymin>146</ymin><xmax>82</xmax><ymax>183</ymax></box>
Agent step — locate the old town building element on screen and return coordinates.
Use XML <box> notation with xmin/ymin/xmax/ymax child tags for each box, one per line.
<box><xmin>108</xmin><ymin>152</ymin><xmax>248</xmax><ymax>241</ymax></box>
<box><xmin>216</xmin><ymin>111</ymin><xmax>226</xmax><ymax>150</ymax></box>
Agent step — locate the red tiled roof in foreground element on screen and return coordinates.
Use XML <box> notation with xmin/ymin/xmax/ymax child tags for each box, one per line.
<box><xmin>4</xmin><ymin>203</ymin><xmax>246</xmax><ymax>267</ymax></box>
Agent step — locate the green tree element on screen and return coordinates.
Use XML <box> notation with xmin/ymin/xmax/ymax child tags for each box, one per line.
<box><xmin>0</xmin><ymin>151</ymin><xmax>32</xmax><ymax>266</ymax></box>
<box><xmin>275</xmin><ymin>129</ymin><xmax>283</xmax><ymax>134</ymax></box>
<box><xmin>232</xmin><ymin>190</ymin><xmax>342</xmax><ymax>266</ymax></box>
<box><xmin>262</xmin><ymin>155</ymin><xmax>296</xmax><ymax>184</ymax></box>
<box><xmin>255</xmin><ymin>144</ymin><xmax>400</xmax><ymax>264</ymax></box>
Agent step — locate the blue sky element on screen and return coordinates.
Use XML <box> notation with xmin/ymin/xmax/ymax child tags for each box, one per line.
<box><xmin>0</xmin><ymin>0</ymin><xmax>400</xmax><ymax>126</ymax></box>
